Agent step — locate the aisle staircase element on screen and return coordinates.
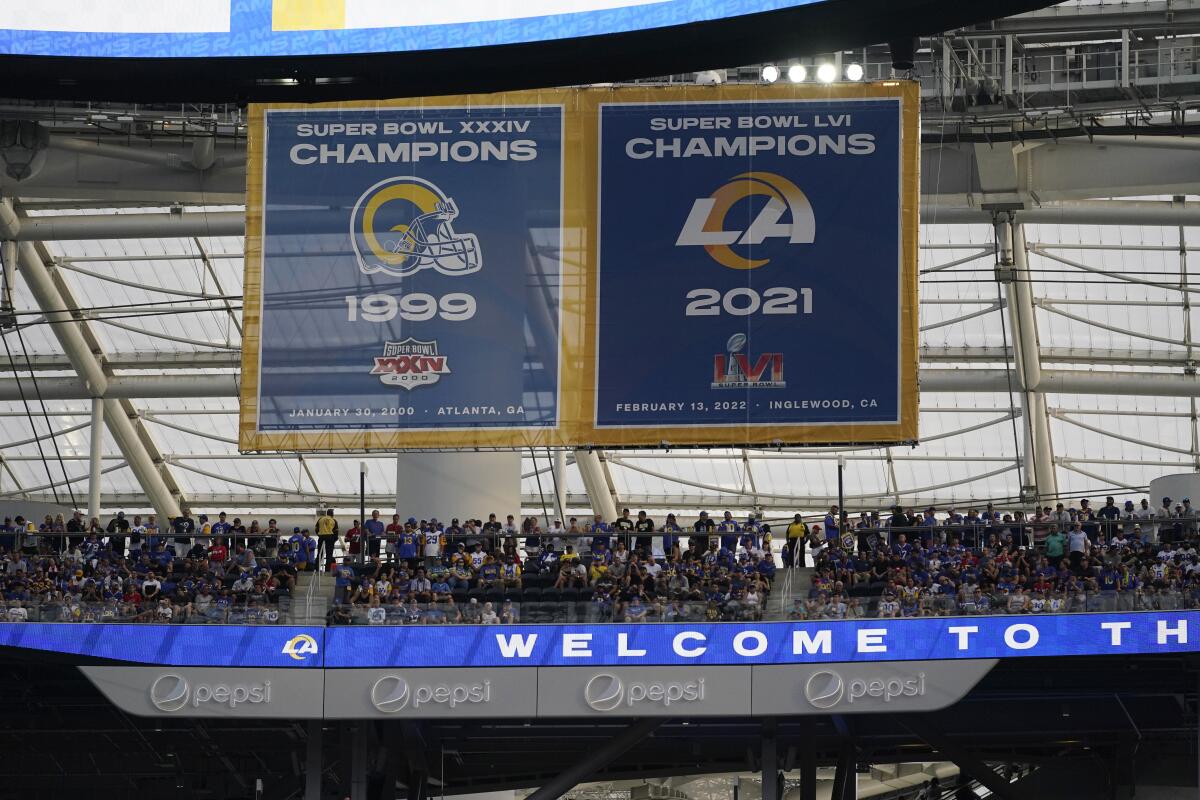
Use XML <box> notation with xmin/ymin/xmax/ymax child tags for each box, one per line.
<box><xmin>767</xmin><ymin>565</ymin><xmax>814</xmax><ymax>619</ymax></box>
<box><xmin>290</xmin><ymin>568</ymin><xmax>336</xmax><ymax>625</ymax></box>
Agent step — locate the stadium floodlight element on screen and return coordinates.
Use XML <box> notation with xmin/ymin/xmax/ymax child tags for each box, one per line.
<box><xmin>846</xmin><ymin>62</ymin><xmax>865</xmax><ymax>81</ymax></box>
<box><xmin>761</xmin><ymin>64</ymin><xmax>780</xmax><ymax>83</ymax></box>
<box><xmin>787</xmin><ymin>64</ymin><xmax>807</xmax><ymax>83</ymax></box>
<box><xmin>816</xmin><ymin>63</ymin><xmax>837</xmax><ymax>83</ymax></box>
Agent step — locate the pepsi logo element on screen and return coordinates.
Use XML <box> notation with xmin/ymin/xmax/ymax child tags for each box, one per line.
<box><xmin>149</xmin><ymin>673</ymin><xmax>190</xmax><ymax>712</ymax></box>
<box><xmin>583</xmin><ymin>673</ymin><xmax>624</xmax><ymax>712</ymax></box>
<box><xmin>803</xmin><ymin>671</ymin><xmax>844</xmax><ymax>709</ymax></box>
<box><xmin>370</xmin><ymin>676</ymin><xmax>412</xmax><ymax>713</ymax></box>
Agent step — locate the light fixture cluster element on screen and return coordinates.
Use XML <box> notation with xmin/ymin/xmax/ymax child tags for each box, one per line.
<box><xmin>760</xmin><ymin>62</ymin><xmax>864</xmax><ymax>84</ymax></box>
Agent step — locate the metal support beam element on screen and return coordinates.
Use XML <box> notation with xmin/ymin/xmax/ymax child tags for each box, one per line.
<box><xmin>523</xmin><ymin>719</ymin><xmax>662</xmax><ymax>800</ymax></box>
<box><xmin>830</xmin><ymin>743</ymin><xmax>856</xmax><ymax>800</ymax></box>
<box><xmin>10</xmin><ymin>199</ymin><xmax>1200</xmax><ymax>245</ymax></box>
<box><xmin>798</xmin><ymin>726</ymin><xmax>816</xmax><ymax>800</ymax></box>
<box><xmin>905</xmin><ymin>718</ymin><xmax>1018</xmax><ymax>800</ymax></box>
<box><xmin>921</xmin><ymin>369</ymin><xmax>1200</xmax><ymax>397</ymax></box>
<box><xmin>11</xmin><ymin>209</ymin><xmax>245</xmax><ymax>241</ymax></box>
<box><xmin>379</xmin><ymin>724</ymin><xmax>402</xmax><ymax>800</ymax></box>
<box><xmin>1003</xmin><ymin>221</ymin><xmax>1058</xmax><ymax>502</ymax></box>
<box><xmin>50</xmin><ymin>136</ymin><xmax>241</xmax><ymax>172</ymax></box>
<box><xmin>574</xmin><ymin>448</ymin><xmax>618</xmax><ymax>521</ymax></box>
<box><xmin>553</xmin><ymin>448</ymin><xmax>567</xmax><ymax>525</ymax></box>
<box><xmin>351</xmin><ymin>723</ymin><xmax>369</xmax><ymax>800</ymax></box>
<box><xmin>927</xmin><ymin>200</ymin><xmax>1200</xmax><ymax>227</ymax></box>
<box><xmin>305</xmin><ymin>719</ymin><xmax>322</xmax><ymax>800</ymax></box>
<box><xmin>87</xmin><ymin>398</ymin><xmax>103</xmax><ymax>519</ymax></box>
<box><xmin>7</xmin><ymin>368</ymin><xmax>1200</xmax><ymax>401</ymax></box>
<box><xmin>14</xmin><ymin>237</ymin><xmax>183</xmax><ymax>520</ymax></box>
<box><xmin>761</xmin><ymin>721</ymin><xmax>778</xmax><ymax>800</ymax></box>
<box><xmin>0</xmin><ymin>375</ymin><xmax>238</xmax><ymax>400</ymax></box>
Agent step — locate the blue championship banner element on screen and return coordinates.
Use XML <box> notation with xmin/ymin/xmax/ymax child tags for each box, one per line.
<box><xmin>241</xmin><ymin>95</ymin><xmax>569</xmax><ymax>450</ymax></box>
<box><xmin>3</xmin><ymin>613</ymin><xmax>1198</xmax><ymax>668</ymax></box>
<box><xmin>588</xmin><ymin>84</ymin><xmax>918</xmax><ymax>445</ymax></box>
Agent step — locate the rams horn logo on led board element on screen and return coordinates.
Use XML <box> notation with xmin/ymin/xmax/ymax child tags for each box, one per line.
<box><xmin>351</xmin><ymin>176</ymin><xmax>482</xmax><ymax>278</ymax></box>
<box><xmin>676</xmin><ymin>172</ymin><xmax>814</xmax><ymax>270</ymax></box>
<box><xmin>282</xmin><ymin>633</ymin><xmax>320</xmax><ymax>660</ymax></box>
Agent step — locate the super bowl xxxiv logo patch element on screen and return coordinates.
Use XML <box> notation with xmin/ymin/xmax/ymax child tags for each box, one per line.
<box><xmin>371</xmin><ymin>339</ymin><xmax>451</xmax><ymax>390</ymax></box>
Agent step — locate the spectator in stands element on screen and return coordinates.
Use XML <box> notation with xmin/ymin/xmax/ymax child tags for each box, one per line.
<box><xmin>364</xmin><ymin>510</ymin><xmax>385</xmax><ymax>559</ymax></box>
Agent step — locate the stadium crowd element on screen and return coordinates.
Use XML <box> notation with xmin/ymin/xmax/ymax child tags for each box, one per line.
<box><xmin>1</xmin><ymin>495</ymin><xmax>1198</xmax><ymax>623</ymax></box>
<box><xmin>799</xmin><ymin>497</ymin><xmax>1200</xmax><ymax>619</ymax></box>
<box><xmin>0</xmin><ymin>511</ymin><xmax>301</xmax><ymax>623</ymax></box>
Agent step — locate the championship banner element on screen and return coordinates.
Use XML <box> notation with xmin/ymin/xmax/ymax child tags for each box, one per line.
<box><xmin>586</xmin><ymin>83</ymin><xmax>919</xmax><ymax>445</ymax></box>
<box><xmin>240</xmin><ymin>84</ymin><xmax>917</xmax><ymax>451</ymax></box>
<box><xmin>240</xmin><ymin>93</ymin><xmax>574</xmax><ymax>450</ymax></box>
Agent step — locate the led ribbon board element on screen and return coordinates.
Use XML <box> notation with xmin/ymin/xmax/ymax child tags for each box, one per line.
<box><xmin>0</xmin><ymin>0</ymin><xmax>828</xmax><ymax>58</ymax></box>
<box><xmin>2</xmin><ymin>613</ymin><xmax>1194</xmax><ymax>668</ymax></box>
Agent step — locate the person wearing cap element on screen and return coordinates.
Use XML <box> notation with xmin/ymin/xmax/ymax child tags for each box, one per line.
<box><xmin>287</xmin><ymin>527</ymin><xmax>309</xmax><ymax>570</ymax></box>
<box><xmin>1097</xmin><ymin>497</ymin><xmax>1121</xmax><ymax>540</ymax></box>
<box><xmin>1121</xmin><ymin>500</ymin><xmax>1137</xmax><ymax>539</ymax></box>
<box><xmin>662</xmin><ymin>513</ymin><xmax>682</xmax><ymax>561</ymax></box>
<box><xmin>633</xmin><ymin>510</ymin><xmax>655</xmax><ymax>558</ymax></box>
<box><xmin>105</xmin><ymin>511</ymin><xmax>130</xmax><ymax>560</ymax></box>
<box><xmin>784</xmin><ymin>514</ymin><xmax>807</xmax><ymax>569</ymax></box>
<box><xmin>544</xmin><ymin>517</ymin><xmax>565</xmax><ymax>553</ymax></box>
<box><xmin>691</xmin><ymin>511</ymin><xmax>714</xmax><ymax>555</ymax></box>
<box><xmin>1133</xmin><ymin>498</ymin><xmax>1156</xmax><ymax>543</ymax></box>
<box><xmin>1159</xmin><ymin>496</ymin><xmax>1176</xmax><ymax>539</ymax></box>
<box><xmin>1182</xmin><ymin>498</ymin><xmax>1197</xmax><ymax>538</ymax></box>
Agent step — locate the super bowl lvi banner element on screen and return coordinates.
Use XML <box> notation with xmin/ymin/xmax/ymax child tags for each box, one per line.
<box><xmin>586</xmin><ymin>83</ymin><xmax>919</xmax><ymax>446</ymax></box>
<box><xmin>240</xmin><ymin>94</ymin><xmax>572</xmax><ymax>449</ymax></box>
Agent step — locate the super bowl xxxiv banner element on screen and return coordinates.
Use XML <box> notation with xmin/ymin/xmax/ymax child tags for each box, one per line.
<box><xmin>240</xmin><ymin>96</ymin><xmax>568</xmax><ymax>449</ymax></box>
<box><xmin>591</xmin><ymin>84</ymin><xmax>918</xmax><ymax>445</ymax></box>
<box><xmin>240</xmin><ymin>85</ymin><xmax>917</xmax><ymax>451</ymax></box>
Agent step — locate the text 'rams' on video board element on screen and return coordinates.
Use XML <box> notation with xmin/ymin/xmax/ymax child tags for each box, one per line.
<box><xmin>238</xmin><ymin>84</ymin><xmax>919</xmax><ymax>451</ymax></box>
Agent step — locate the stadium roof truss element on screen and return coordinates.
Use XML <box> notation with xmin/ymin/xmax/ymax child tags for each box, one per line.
<box><xmin>4</xmin><ymin>1</ymin><xmax>1200</xmax><ymax>518</ymax></box>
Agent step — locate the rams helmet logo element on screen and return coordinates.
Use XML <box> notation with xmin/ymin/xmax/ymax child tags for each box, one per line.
<box><xmin>351</xmin><ymin>176</ymin><xmax>482</xmax><ymax>278</ymax></box>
